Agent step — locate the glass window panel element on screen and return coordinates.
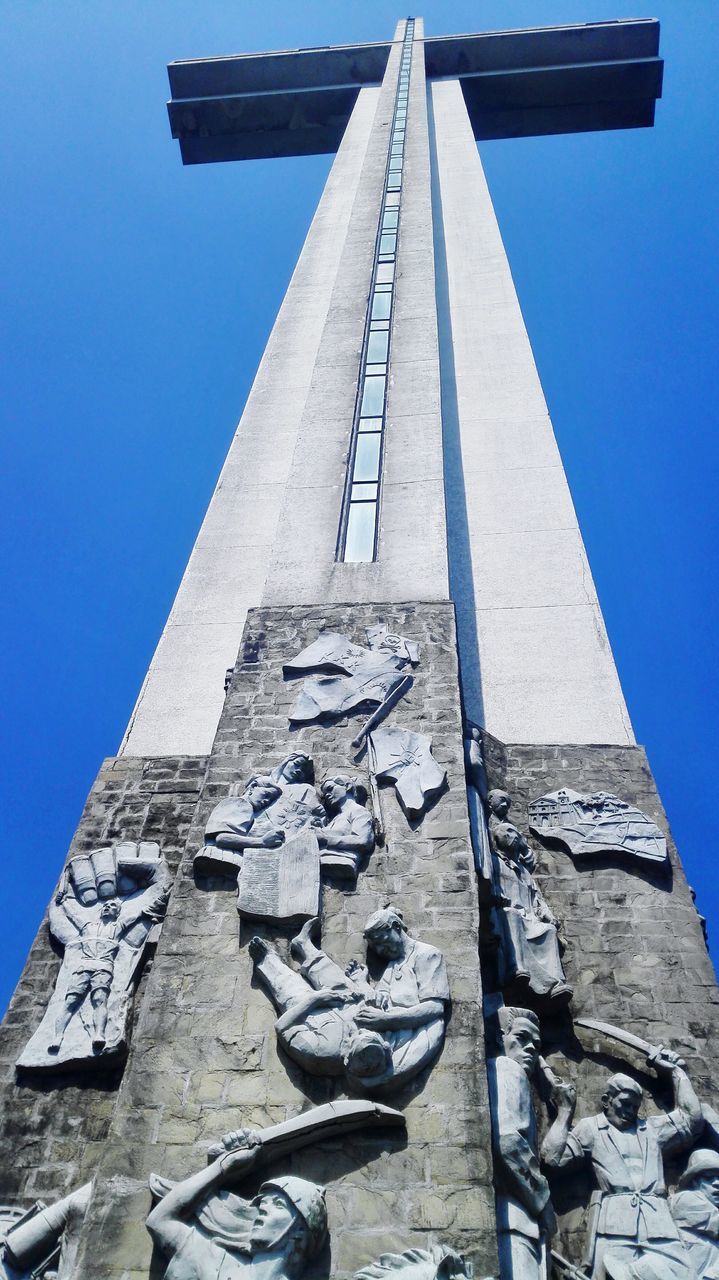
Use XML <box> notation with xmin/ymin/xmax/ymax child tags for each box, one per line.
<box><xmin>351</xmin><ymin>482</ymin><xmax>379</xmax><ymax>501</ymax></box>
<box><xmin>353</xmin><ymin>433</ymin><xmax>382</xmax><ymax>481</ymax></box>
<box><xmin>360</xmin><ymin>374</ymin><xmax>386</xmax><ymax>416</ymax></box>
<box><xmin>376</xmin><ymin>264</ymin><xmax>394</xmax><ymax>284</ymax></box>
<box><xmin>377</xmin><ymin>255</ymin><xmax>394</xmax><ymax>265</ymax></box>
<box><xmin>387</xmin><ymin>179</ymin><xmax>401</xmax><ymax>192</ymax></box>
<box><xmin>371</xmin><ymin>292</ymin><xmax>392</xmax><ymax>319</ymax></box>
<box><xmin>358</xmin><ymin>417</ymin><xmax>383</xmax><ymax>432</ymax></box>
<box><xmin>389</xmin><ymin>160</ymin><xmax>402</xmax><ymax>173</ymax></box>
<box><xmin>344</xmin><ymin>502</ymin><xmax>376</xmax><ymax>563</ymax></box>
<box><xmin>367</xmin><ymin>329</ymin><xmax>389</xmax><ymax>363</ymax></box>
<box><xmin>375</xmin><ymin>281</ymin><xmax>392</xmax><ymax>291</ymax></box>
<box><xmin>365</xmin><ymin>363</ymin><xmax>387</xmax><ymax>376</ymax></box>
<box><xmin>380</xmin><ymin>233</ymin><xmax>397</xmax><ymax>254</ymax></box>
<box><xmin>384</xmin><ymin>191</ymin><xmax>400</xmax><ymax>207</ymax></box>
<box><xmin>382</xmin><ymin>209</ymin><xmax>398</xmax><ymax>228</ymax></box>
<box><xmin>369</xmin><ymin>318</ymin><xmax>390</xmax><ymax>330</ymax></box>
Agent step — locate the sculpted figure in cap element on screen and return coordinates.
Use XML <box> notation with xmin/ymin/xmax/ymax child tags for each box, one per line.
<box><xmin>669</xmin><ymin>1148</ymin><xmax>719</xmax><ymax>1278</ymax></box>
<box><xmin>488</xmin><ymin>1006</ymin><xmax>560</xmax><ymax>1280</ymax></box>
<box><xmin>147</xmin><ymin>1129</ymin><xmax>327</xmax><ymax>1280</ymax></box>
<box><xmin>542</xmin><ymin>1055</ymin><xmax>703</xmax><ymax>1279</ymax></box>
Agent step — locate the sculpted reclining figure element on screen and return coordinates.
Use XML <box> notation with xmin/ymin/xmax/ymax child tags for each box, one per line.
<box><xmin>250</xmin><ymin>906</ymin><xmax>449</xmax><ymax>1094</ymax></box>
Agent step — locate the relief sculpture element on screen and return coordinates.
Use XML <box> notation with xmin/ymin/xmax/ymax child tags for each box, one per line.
<box><xmin>528</xmin><ymin>789</ymin><xmax>668</xmax><ymax>869</ymax></box>
<box><xmin>195</xmin><ymin>754</ymin><xmax>375</xmax><ymax>922</ymax></box>
<box><xmin>0</xmin><ymin>1183</ymin><xmax>90</xmax><ymax>1280</ymax></box>
<box><xmin>250</xmin><ymin>906</ymin><xmax>449</xmax><ymax>1094</ymax></box>
<box><xmin>147</xmin><ymin>1102</ymin><xmax>404</xmax><ymax>1280</ymax></box>
<box><xmin>283</xmin><ymin>626</ymin><xmax>418</xmax><ymax>725</ymax></box>
<box><xmin>542</xmin><ymin>1049</ymin><xmax>703</xmax><ymax>1279</ymax></box>
<box><xmin>18</xmin><ymin>843</ymin><xmax>170</xmax><ymax>1070</ymax></box>
<box><xmin>487</xmin><ymin>791</ymin><xmax>572</xmax><ymax>1009</ymax></box>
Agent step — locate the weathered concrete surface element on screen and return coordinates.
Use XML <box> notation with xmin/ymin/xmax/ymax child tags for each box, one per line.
<box><xmin>73</xmin><ymin>603</ymin><xmax>497</xmax><ymax>1280</ymax></box>
<box><xmin>0</xmin><ymin>755</ymin><xmax>206</xmax><ymax>1208</ymax></box>
<box><xmin>120</xmin><ymin>84</ymin><xmax>381</xmax><ymax>760</ymax></box>
<box><xmin>481</xmin><ymin>732</ymin><xmax>719</xmax><ymax>1266</ymax></box>
<box><xmin>262</xmin><ymin>19</ymin><xmax>449</xmax><ymax>608</ymax></box>
<box><xmin>429</xmin><ymin>77</ymin><xmax>634</xmax><ymax>747</ymax></box>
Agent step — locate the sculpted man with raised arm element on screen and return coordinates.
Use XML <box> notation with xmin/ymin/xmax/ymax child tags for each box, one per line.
<box><xmin>147</xmin><ymin>1130</ymin><xmax>327</xmax><ymax>1280</ymax></box>
<box><xmin>542</xmin><ymin>1053</ymin><xmax>703</xmax><ymax>1279</ymax></box>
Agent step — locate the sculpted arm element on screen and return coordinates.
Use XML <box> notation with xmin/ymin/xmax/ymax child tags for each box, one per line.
<box><xmin>661</xmin><ymin>1055</ymin><xmax>703</xmax><ymax>1141</ymax></box>
<box><xmin>147</xmin><ymin>1136</ymin><xmax>259</xmax><ymax>1259</ymax></box>
<box><xmin>541</xmin><ymin>1081</ymin><xmax>580</xmax><ymax>1168</ymax></box>
<box><xmin>356</xmin><ymin>997</ymin><xmax>444</xmax><ymax>1031</ymax></box>
<box><xmin>48</xmin><ymin>894</ymin><xmax>82</xmax><ymax>947</ymax></box>
<box><xmin>275</xmin><ymin>988</ymin><xmax>341</xmax><ymax>1033</ymax></box>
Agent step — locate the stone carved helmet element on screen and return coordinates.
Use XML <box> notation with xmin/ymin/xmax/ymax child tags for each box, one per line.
<box><xmin>260</xmin><ymin>1176</ymin><xmax>328</xmax><ymax>1259</ymax></box>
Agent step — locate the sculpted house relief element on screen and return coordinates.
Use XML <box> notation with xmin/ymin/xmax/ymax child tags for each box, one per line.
<box><xmin>528</xmin><ymin>789</ymin><xmax>668</xmax><ymax>869</ymax></box>
<box><xmin>146</xmin><ymin>1102</ymin><xmax>404</xmax><ymax>1280</ymax></box>
<box><xmin>250</xmin><ymin>906</ymin><xmax>450</xmax><ymax>1095</ymax></box>
<box><xmin>18</xmin><ymin>842</ymin><xmax>171</xmax><ymax>1071</ymax></box>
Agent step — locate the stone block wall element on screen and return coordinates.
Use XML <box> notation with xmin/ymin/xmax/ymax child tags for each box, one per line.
<box><xmin>481</xmin><ymin>732</ymin><xmax>719</xmax><ymax>1263</ymax></box>
<box><xmin>71</xmin><ymin>602</ymin><xmax>497</xmax><ymax>1280</ymax></box>
<box><xmin>0</xmin><ymin>755</ymin><xmax>207</xmax><ymax>1208</ymax></box>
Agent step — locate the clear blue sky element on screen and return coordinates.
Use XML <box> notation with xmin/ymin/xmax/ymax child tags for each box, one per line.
<box><xmin>1</xmin><ymin>1</ymin><xmax>717</xmax><ymax>1013</ymax></box>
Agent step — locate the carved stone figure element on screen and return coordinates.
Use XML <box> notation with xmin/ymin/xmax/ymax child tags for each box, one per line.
<box><xmin>355</xmin><ymin>1245</ymin><xmax>472</xmax><ymax>1280</ymax></box>
<box><xmin>18</xmin><ymin>844</ymin><xmax>170</xmax><ymax>1070</ymax></box>
<box><xmin>250</xmin><ymin>907</ymin><xmax>449</xmax><ymax>1094</ymax></box>
<box><xmin>369</xmin><ymin>726</ymin><xmax>447</xmax><ymax>821</ymax></box>
<box><xmin>283</xmin><ymin>626</ymin><xmax>418</xmax><ymax>725</ymax></box>
<box><xmin>486</xmin><ymin>791</ymin><xmax>572</xmax><ymax>1008</ymax></box>
<box><xmin>528</xmin><ymin>788</ymin><xmax>668</xmax><ymax>868</ymax></box>
<box><xmin>147</xmin><ymin>1103</ymin><xmax>404</xmax><ymax>1280</ymax></box>
<box><xmin>0</xmin><ymin>1183</ymin><xmax>91</xmax><ymax>1280</ymax></box>
<box><xmin>464</xmin><ymin>723</ymin><xmax>493</xmax><ymax>884</ymax></box>
<box><xmin>488</xmin><ymin>1006</ymin><xmax>559</xmax><ymax>1280</ymax></box>
<box><xmin>542</xmin><ymin>1053</ymin><xmax>703</xmax><ymax>1279</ymax></box>
<box><xmin>316</xmin><ymin>774</ymin><xmax>374</xmax><ymax>876</ymax></box>
<box><xmin>196</xmin><ymin>758</ymin><xmax>374</xmax><ymax>894</ymax></box>
<box><xmin>670</xmin><ymin>1148</ymin><xmax>719</xmax><ymax>1278</ymax></box>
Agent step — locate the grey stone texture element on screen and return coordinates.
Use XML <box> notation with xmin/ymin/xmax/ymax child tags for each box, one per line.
<box><xmin>480</xmin><ymin>731</ymin><xmax>719</xmax><ymax>1267</ymax></box>
<box><xmin>66</xmin><ymin>602</ymin><xmax>496</xmax><ymax>1280</ymax></box>
<box><xmin>0</xmin><ymin>755</ymin><xmax>207</xmax><ymax>1211</ymax></box>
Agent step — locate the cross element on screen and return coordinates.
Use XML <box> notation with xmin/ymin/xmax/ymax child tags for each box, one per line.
<box><xmin>125</xmin><ymin>15</ymin><xmax>664</xmax><ymax>757</ymax></box>
<box><xmin>167</xmin><ymin>17</ymin><xmax>662</xmax><ymax>162</ymax></box>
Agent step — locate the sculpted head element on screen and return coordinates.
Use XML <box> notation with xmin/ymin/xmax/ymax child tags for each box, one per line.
<box><xmin>100</xmin><ymin>899</ymin><xmax>122</xmax><ymax>923</ymax></box>
<box><xmin>343</xmin><ymin>1027</ymin><xmax>393</xmax><ymax>1082</ymax></box>
<box><xmin>364</xmin><ymin>905</ymin><xmax>407</xmax><ymax>960</ymax></box>
<box><xmin>321</xmin><ymin>774</ymin><xmax>367</xmax><ymax>813</ymax></box>
<box><xmin>276</xmin><ymin>755</ymin><xmax>314</xmax><ymax>785</ymax></box>
<box><xmin>499</xmin><ymin>1007</ymin><xmax>541</xmax><ymax>1076</ymax></box>
<box><xmin>678</xmin><ymin>1150</ymin><xmax>719</xmax><ymax>1206</ymax></box>
<box><xmin>249</xmin><ymin>1178</ymin><xmax>327</xmax><ymax>1275</ymax></box>
<box><xmin>245</xmin><ymin>776</ymin><xmax>282</xmax><ymax>812</ymax></box>
<box><xmin>601</xmin><ymin>1073</ymin><xmax>643</xmax><ymax>1130</ymax></box>
<box><xmin>487</xmin><ymin>790</ymin><xmax>511</xmax><ymax>820</ymax></box>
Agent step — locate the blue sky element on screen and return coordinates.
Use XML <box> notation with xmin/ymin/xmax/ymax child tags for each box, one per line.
<box><xmin>1</xmin><ymin>1</ymin><xmax>717</xmax><ymax>1013</ymax></box>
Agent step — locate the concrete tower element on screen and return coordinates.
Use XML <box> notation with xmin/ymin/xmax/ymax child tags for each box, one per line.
<box><xmin>2</xmin><ymin>18</ymin><xmax>717</xmax><ymax>1280</ymax></box>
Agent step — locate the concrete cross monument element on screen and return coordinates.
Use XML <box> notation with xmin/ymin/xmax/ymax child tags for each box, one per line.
<box><xmin>5</xmin><ymin>16</ymin><xmax>719</xmax><ymax>1280</ymax></box>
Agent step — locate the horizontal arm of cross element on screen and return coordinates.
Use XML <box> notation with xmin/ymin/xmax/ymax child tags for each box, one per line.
<box><xmin>167</xmin><ymin>18</ymin><xmax>662</xmax><ymax>164</ymax></box>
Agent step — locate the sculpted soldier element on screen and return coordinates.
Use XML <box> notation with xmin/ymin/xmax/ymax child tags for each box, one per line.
<box><xmin>147</xmin><ymin>1129</ymin><xmax>327</xmax><ymax>1280</ymax></box>
<box><xmin>488</xmin><ymin>1006</ymin><xmax>558</xmax><ymax>1280</ymax></box>
<box><xmin>487</xmin><ymin>789</ymin><xmax>572</xmax><ymax>1007</ymax></box>
<box><xmin>669</xmin><ymin>1148</ymin><xmax>719</xmax><ymax>1278</ymax></box>
<box><xmin>542</xmin><ymin>1056</ymin><xmax>703</xmax><ymax>1278</ymax></box>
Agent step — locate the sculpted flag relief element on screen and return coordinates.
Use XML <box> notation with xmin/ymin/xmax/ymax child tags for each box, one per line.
<box><xmin>283</xmin><ymin>627</ymin><xmax>418</xmax><ymax>724</ymax></box>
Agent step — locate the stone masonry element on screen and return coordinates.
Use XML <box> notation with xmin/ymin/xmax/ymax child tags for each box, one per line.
<box><xmin>481</xmin><ymin>731</ymin><xmax>719</xmax><ymax>1265</ymax></box>
<box><xmin>0</xmin><ymin>755</ymin><xmax>207</xmax><ymax>1207</ymax></box>
<box><xmin>68</xmin><ymin>602</ymin><xmax>496</xmax><ymax>1280</ymax></box>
